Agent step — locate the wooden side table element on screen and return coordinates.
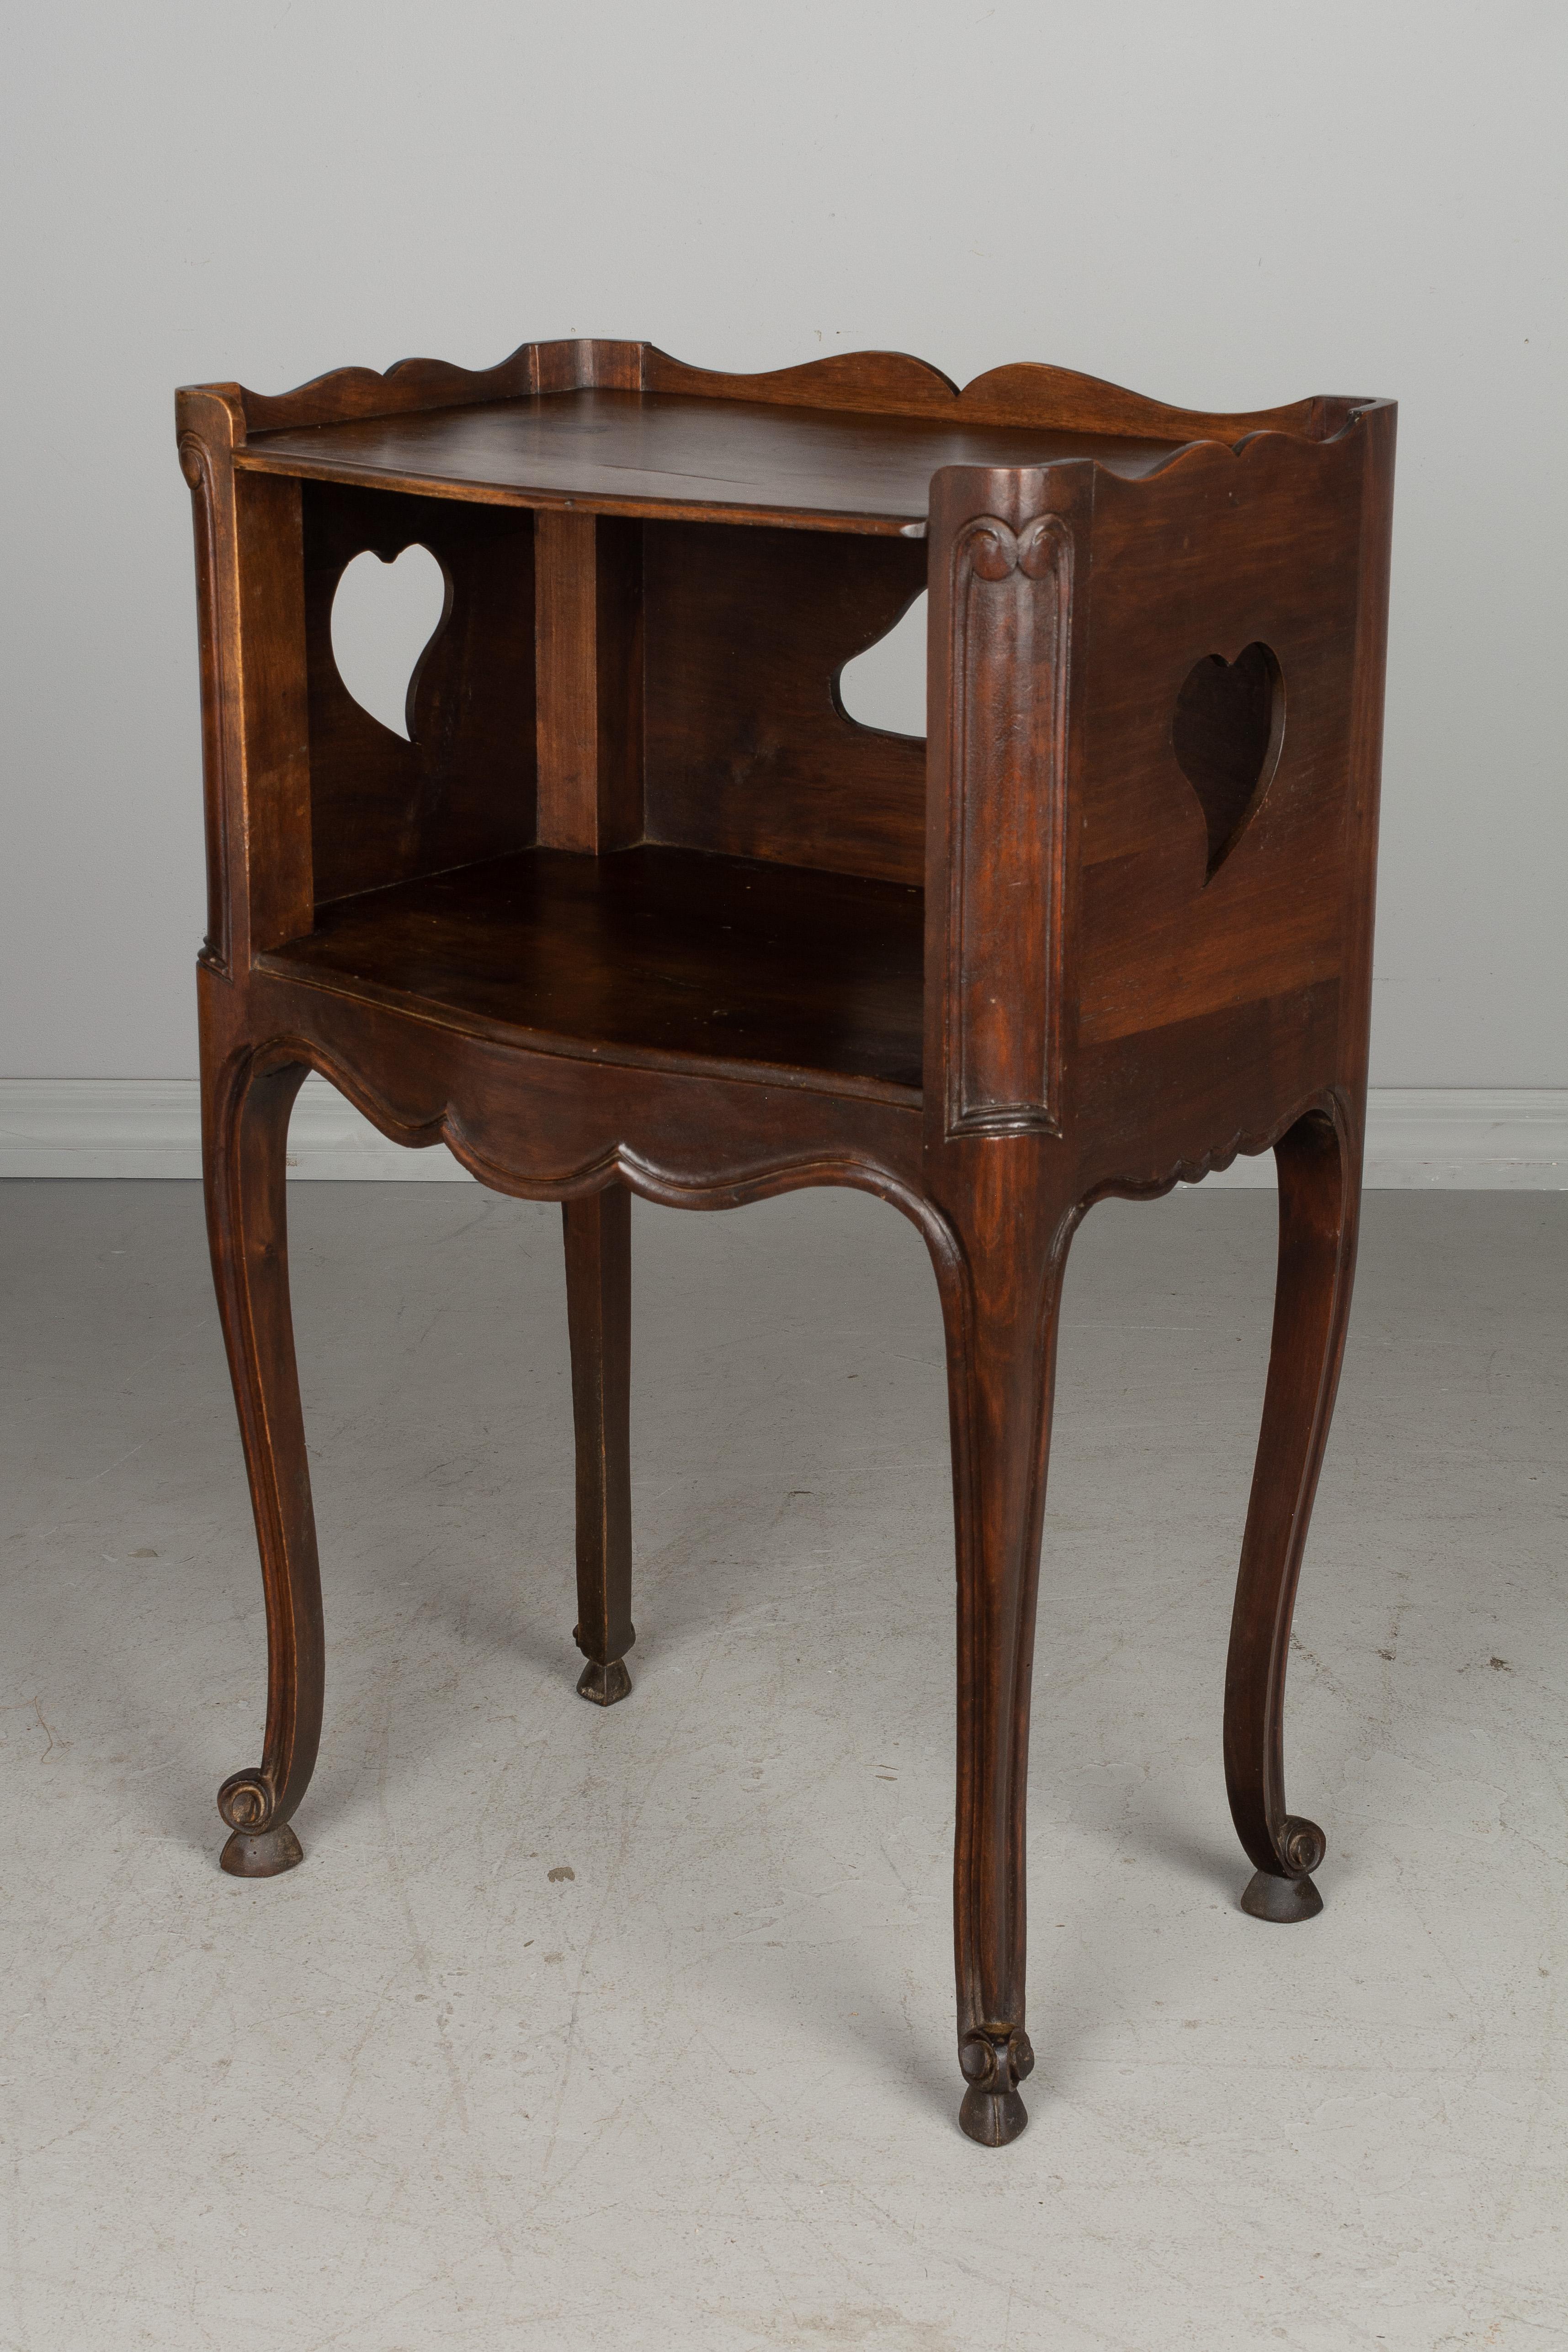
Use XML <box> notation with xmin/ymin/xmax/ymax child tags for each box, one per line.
<box><xmin>176</xmin><ymin>339</ymin><xmax>1394</xmax><ymax>2145</ymax></box>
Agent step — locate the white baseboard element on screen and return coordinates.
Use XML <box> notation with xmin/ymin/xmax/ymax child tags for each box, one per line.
<box><xmin>1197</xmin><ymin>1088</ymin><xmax>1567</xmax><ymax>1190</ymax></box>
<box><xmin>0</xmin><ymin>1078</ymin><xmax>1563</xmax><ymax>1188</ymax></box>
<box><xmin>0</xmin><ymin>1077</ymin><xmax>466</xmax><ymax>1182</ymax></box>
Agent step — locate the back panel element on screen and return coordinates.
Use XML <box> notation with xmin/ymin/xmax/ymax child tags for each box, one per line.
<box><xmin>642</xmin><ymin>520</ymin><xmax>928</xmax><ymax>885</ymax></box>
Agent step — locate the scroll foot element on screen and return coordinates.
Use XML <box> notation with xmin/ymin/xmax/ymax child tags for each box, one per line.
<box><xmin>575</xmin><ymin>1657</ymin><xmax>632</xmax><ymax>1707</ymax></box>
<box><xmin>1240</xmin><ymin>1815</ymin><xmax>1325</xmax><ymax>1920</ymax></box>
<box><xmin>957</xmin><ymin>2027</ymin><xmax>1034</xmax><ymax>2147</ymax></box>
<box><xmin>218</xmin><ymin>1767</ymin><xmax>305</xmax><ymax>1878</ymax></box>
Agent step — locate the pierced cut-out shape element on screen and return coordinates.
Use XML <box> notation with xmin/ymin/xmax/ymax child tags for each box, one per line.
<box><xmin>836</xmin><ymin>591</ymin><xmax>927</xmax><ymax>739</ymax></box>
<box><xmin>1171</xmin><ymin>640</ymin><xmax>1284</xmax><ymax>879</ymax></box>
<box><xmin>330</xmin><ymin>544</ymin><xmax>447</xmax><ymax>740</ymax></box>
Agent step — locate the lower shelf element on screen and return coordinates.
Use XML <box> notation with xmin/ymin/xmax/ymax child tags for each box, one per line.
<box><xmin>261</xmin><ymin>845</ymin><xmax>926</xmax><ymax>1099</ymax></box>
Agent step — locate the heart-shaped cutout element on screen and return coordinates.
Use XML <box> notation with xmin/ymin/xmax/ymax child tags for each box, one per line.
<box><xmin>837</xmin><ymin>591</ymin><xmax>928</xmax><ymax>738</ymax></box>
<box><xmin>330</xmin><ymin>543</ymin><xmax>447</xmax><ymax>741</ymax></box>
<box><xmin>1170</xmin><ymin>640</ymin><xmax>1284</xmax><ymax>879</ymax></box>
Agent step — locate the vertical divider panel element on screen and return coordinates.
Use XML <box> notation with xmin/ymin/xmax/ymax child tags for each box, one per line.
<box><xmin>535</xmin><ymin>511</ymin><xmax>644</xmax><ymax>852</ymax></box>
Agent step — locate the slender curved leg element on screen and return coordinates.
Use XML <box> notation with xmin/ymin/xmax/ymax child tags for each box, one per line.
<box><xmin>935</xmin><ymin>1184</ymin><xmax>1076</xmax><ymax>2146</ymax></box>
<box><xmin>563</xmin><ymin>1187</ymin><xmax>635</xmax><ymax>1705</ymax></box>
<box><xmin>1225</xmin><ymin>1105</ymin><xmax>1360</xmax><ymax>1922</ymax></box>
<box><xmin>204</xmin><ymin>1053</ymin><xmax>324</xmax><ymax>1877</ymax></box>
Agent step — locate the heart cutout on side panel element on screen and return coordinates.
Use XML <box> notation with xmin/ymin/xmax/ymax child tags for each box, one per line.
<box><xmin>1170</xmin><ymin>639</ymin><xmax>1284</xmax><ymax>879</ymax></box>
<box><xmin>330</xmin><ymin>544</ymin><xmax>448</xmax><ymax>741</ymax></box>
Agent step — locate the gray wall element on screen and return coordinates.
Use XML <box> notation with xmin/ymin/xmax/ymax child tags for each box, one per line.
<box><xmin>3</xmin><ymin>2</ymin><xmax>1563</xmax><ymax>1083</ymax></box>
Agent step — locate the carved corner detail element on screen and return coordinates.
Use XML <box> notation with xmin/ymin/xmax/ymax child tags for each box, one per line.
<box><xmin>943</xmin><ymin>513</ymin><xmax>1073</xmax><ymax>1143</ymax></box>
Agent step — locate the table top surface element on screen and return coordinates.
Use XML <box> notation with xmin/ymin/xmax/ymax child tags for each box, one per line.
<box><xmin>235</xmin><ymin>388</ymin><xmax>1189</xmax><ymax>533</ymax></box>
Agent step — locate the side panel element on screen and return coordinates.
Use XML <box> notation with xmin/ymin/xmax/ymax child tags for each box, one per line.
<box><xmin>303</xmin><ymin>482</ymin><xmax>536</xmax><ymax>907</ymax></box>
<box><xmin>923</xmin><ymin>425</ymin><xmax>1390</xmax><ymax>1194</ymax></box>
<box><xmin>1067</xmin><ymin>423</ymin><xmax>1389</xmax><ymax>1191</ymax></box>
<box><xmin>1074</xmin><ymin>433</ymin><xmax>1365</xmax><ymax>1050</ymax></box>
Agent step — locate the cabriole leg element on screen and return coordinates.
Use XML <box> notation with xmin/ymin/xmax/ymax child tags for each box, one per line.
<box><xmin>1226</xmin><ymin>1106</ymin><xmax>1360</xmax><ymax>1922</ymax></box>
<box><xmin>563</xmin><ymin>1187</ymin><xmax>635</xmax><ymax>1705</ymax></box>
<box><xmin>935</xmin><ymin>1180</ymin><xmax>1075</xmax><ymax>2145</ymax></box>
<box><xmin>204</xmin><ymin>1051</ymin><xmax>324</xmax><ymax>1877</ymax></box>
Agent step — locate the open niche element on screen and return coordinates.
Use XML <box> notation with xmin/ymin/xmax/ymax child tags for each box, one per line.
<box><xmin>262</xmin><ymin>482</ymin><xmax>930</xmax><ymax>1099</ymax></box>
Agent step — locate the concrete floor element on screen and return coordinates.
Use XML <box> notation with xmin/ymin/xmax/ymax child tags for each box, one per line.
<box><xmin>1</xmin><ymin>1179</ymin><xmax>1564</xmax><ymax>2351</ymax></box>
